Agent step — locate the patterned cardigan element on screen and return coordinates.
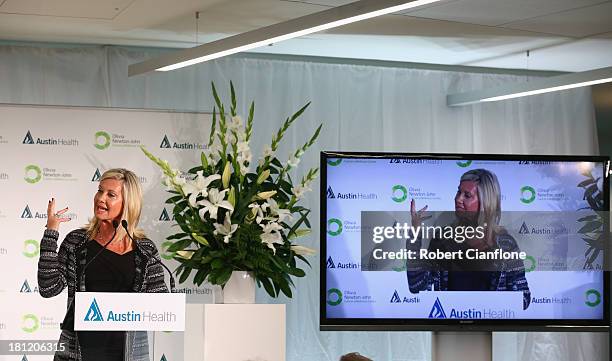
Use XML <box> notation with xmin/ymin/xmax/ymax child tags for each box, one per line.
<box><xmin>37</xmin><ymin>228</ymin><xmax>168</xmax><ymax>361</ymax></box>
<box><xmin>406</xmin><ymin>232</ymin><xmax>531</xmax><ymax>310</ymax></box>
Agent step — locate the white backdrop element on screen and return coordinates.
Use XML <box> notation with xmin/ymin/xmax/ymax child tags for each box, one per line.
<box><xmin>0</xmin><ymin>44</ymin><xmax>607</xmax><ymax>361</ymax></box>
<box><xmin>0</xmin><ymin>104</ymin><xmax>215</xmax><ymax>361</ymax></box>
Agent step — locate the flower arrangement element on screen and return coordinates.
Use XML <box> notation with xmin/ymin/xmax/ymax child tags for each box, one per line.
<box><xmin>142</xmin><ymin>82</ymin><xmax>320</xmax><ymax>298</ymax></box>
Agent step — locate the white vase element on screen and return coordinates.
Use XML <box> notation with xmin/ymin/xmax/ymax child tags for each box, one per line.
<box><xmin>222</xmin><ymin>271</ymin><xmax>256</xmax><ymax>304</ymax></box>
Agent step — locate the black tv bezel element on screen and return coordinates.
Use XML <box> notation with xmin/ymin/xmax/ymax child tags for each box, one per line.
<box><xmin>320</xmin><ymin>151</ymin><xmax>610</xmax><ymax>332</ymax></box>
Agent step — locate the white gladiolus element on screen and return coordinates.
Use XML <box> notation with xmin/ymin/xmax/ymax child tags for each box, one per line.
<box><xmin>292</xmin><ymin>184</ymin><xmax>311</xmax><ymax>199</ymax></box>
<box><xmin>198</xmin><ymin>188</ymin><xmax>234</xmax><ymax>220</ymax></box>
<box><xmin>229</xmin><ymin>116</ymin><xmax>243</xmax><ymax>130</ymax></box>
<box><xmin>287</xmin><ymin>155</ymin><xmax>300</xmax><ymax>168</ymax></box>
<box><xmin>263</xmin><ymin>144</ymin><xmax>274</xmax><ymax>158</ymax></box>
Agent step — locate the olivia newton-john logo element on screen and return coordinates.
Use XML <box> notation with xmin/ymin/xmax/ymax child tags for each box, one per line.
<box><xmin>22</xmin><ymin>130</ymin><xmax>78</xmax><ymax>146</ymax></box>
<box><xmin>160</xmin><ymin>135</ymin><xmax>206</xmax><ymax>150</ymax></box>
<box><xmin>24</xmin><ymin>164</ymin><xmax>77</xmax><ymax>183</ymax></box>
<box><xmin>94</xmin><ymin>130</ymin><xmax>142</xmax><ymax>150</ymax></box>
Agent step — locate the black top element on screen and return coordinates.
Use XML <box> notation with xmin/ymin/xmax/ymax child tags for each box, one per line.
<box><xmin>79</xmin><ymin>241</ymin><xmax>135</xmax><ymax>361</ymax></box>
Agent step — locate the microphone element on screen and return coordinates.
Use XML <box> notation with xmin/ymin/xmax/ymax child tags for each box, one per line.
<box><xmin>61</xmin><ymin>220</ymin><xmax>119</xmax><ymax>331</ymax></box>
<box><xmin>121</xmin><ymin>220</ymin><xmax>176</xmax><ymax>293</ymax></box>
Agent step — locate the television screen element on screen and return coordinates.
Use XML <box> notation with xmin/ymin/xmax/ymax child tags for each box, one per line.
<box><xmin>320</xmin><ymin>152</ymin><xmax>610</xmax><ymax>331</ymax></box>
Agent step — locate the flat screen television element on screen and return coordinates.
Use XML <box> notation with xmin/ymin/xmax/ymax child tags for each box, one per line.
<box><xmin>320</xmin><ymin>152</ymin><xmax>610</xmax><ymax>331</ymax></box>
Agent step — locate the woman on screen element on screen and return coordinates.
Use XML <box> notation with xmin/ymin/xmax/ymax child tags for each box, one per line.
<box><xmin>407</xmin><ymin>168</ymin><xmax>531</xmax><ymax>309</ymax></box>
<box><xmin>37</xmin><ymin>168</ymin><xmax>167</xmax><ymax>361</ymax></box>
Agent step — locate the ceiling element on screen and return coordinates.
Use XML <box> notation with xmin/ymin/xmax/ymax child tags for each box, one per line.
<box><xmin>0</xmin><ymin>0</ymin><xmax>611</xmax><ymax>72</ymax></box>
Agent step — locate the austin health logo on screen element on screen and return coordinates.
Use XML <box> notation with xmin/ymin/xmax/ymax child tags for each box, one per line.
<box><xmin>427</xmin><ymin>297</ymin><xmax>514</xmax><ymax>319</ymax></box>
<box><xmin>428</xmin><ymin>298</ymin><xmax>447</xmax><ymax>318</ymax></box>
<box><xmin>159</xmin><ymin>135</ymin><xmax>205</xmax><ymax>150</ymax></box>
<box><xmin>326</xmin><ymin>185</ymin><xmax>377</xmax><ymax>200</ymax></box>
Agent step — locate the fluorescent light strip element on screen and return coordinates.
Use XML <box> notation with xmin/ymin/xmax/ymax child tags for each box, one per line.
<box><xmin>157</xmin><ymin>0</ymin><xmax>440</xmax><ymax>71</ymax></box>
<box><xmin>481</xmin><ymin>77</ymin><xmax>612</xmax><ymax>102</ymax></box>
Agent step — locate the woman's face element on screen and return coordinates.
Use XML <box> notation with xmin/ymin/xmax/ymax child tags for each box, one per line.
<box><xmin>94</xmin><ymin>178</ymin><xmax>124</xmax><ymax>222</ymax></box>
<box><xmin>455</xmin><ymin>180</ymin><xmax>480</xmax><ymax>214</ymax></box>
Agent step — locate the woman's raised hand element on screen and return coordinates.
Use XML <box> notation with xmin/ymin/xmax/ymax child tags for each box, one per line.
<box><xmin>46</xmin><ymin>198</ymin><xmax>71</xmax><ymax>231</ymax></box>
<box><xmin>410</xmin><ymin>199</ymin><xmax>429</xmax><ymax>228</ymax></box>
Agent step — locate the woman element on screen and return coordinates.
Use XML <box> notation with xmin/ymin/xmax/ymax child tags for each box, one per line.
<box><xmin>37</xmin><ymin>168</ymin><xmax>168</xmax><ymax>361</ymax></box>
<box><xmin>407</xmin><ymin>168</ymin><xmax>531</xmax><ymax>310</ymax></box>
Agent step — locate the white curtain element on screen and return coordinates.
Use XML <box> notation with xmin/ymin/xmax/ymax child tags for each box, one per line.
<box><xmin>0</xmin><ymin>44</ymin><xmax>606</xmax><ymax>361</ymax></box>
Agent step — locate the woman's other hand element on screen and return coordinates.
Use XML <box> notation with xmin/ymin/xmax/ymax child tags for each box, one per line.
<box><xmin>46</xmin><ymin>198</ymin><xmax>71</xmax><ymax>231</ymax></box>
<box><xmin>410</xmin><ymin>198</ymin><xmax>429</xmax><ymax>228</ymax></box>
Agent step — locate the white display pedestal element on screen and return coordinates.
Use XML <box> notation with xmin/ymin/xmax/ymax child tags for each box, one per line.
<box><xmin>184</xmin><ymin>304</ymin><xmax>286</xmax><ymax>361</ymax></box>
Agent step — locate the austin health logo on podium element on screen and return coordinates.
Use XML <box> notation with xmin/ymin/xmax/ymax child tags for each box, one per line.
<box><xmin>428</xmin><ymin>298</ymin><xmax>447</xmax><ymax>318</ymax></box>
<box><xmin>85</xmin><ymin>298</ymin><xmax>104</xmax><ymax>322</ymax></box>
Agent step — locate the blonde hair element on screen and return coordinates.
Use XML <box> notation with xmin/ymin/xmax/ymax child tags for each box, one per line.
<box><xmin>460</xmin><ymin>168</ymin><xmax>502</xmax><ymax>243</ymax></box>
<box><xmin>84</xmin><ymin>168</ymin><xmax>146</xmax><ymax>241</ymax></box>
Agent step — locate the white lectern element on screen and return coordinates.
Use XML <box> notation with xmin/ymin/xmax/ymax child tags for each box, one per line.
<box><xmin>184</xmin><ymin>304</ymin><xmax>286</xmax><ymax>361</ymax></box>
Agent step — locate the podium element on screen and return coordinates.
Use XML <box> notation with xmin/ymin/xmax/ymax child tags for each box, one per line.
<box><xmin>184</xmin><ymin>304</ymin><xmax>286</xmax><ymax>361</ymax></box>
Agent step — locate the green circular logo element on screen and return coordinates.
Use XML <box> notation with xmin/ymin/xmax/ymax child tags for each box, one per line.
<box><xmin>22</xmin><ymin>314</ymin><xmax>39</xmax><ymax>333</ymax></box>
<box><xmin>456</xmin><ymin>160</ymin><xmax>473</xmax><ymax>168</ymax></box>
<box><xmin>327</xmin><ymin>159</ymin><xmax>342</xmax><ymax>166</ymax></box>
<box><xmin>585</xmin><ymin>289</ymin><xmax>601</xmax><ymax>307</ymax></box>
<box><xmin>327</xmin><ymin>288</ymin><xmax>343</xmax><ymax>306</ymax></box>
<box><xmin>24</xmin><ymin>165</ymin><xmax>42</xmax><ymax>184</ymax></box>
<box><xmin>391</xmin><ymin>185</ymin><xmax>408</xmax><ymax>203</ymax></box>
<box><xmin>23</xmin><ymin>240</ymin><xmax>40</xmax><ymax>258</ymax></box>
<box><xmin>520</xmin><ymin>186</ymin><xmax>536</xmax><ymax>204</ymax></box>
<box><xmin>525</xmin><ymin>255</ymin><xmax>536</xmax><ymax>272</ymax></box>
<box><xmin>327</xmin><ymin>219</ymin><xmax>343</xmax><ymax>236</ymax></box>
<box><xmin>94</xmin><ymin>131</ymin><xmax>111</xmax><ymax>150</ymax></box>
<box><xmin>161</xmin><ymin>241</ymin><xmax>175</xmax><ymax>260</ymax></box>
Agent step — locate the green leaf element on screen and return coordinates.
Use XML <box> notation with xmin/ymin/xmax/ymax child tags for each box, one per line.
<box><xmin>211</xmin><ymin>258</ymin><xmax>225</xmax><ymax>269</ymax></box>
<box><xmin>167</xmin><ymin>239</ymin><xmax>192</xmax><ymax>253</ymax></box>
<box><xmin>577</xmin><ymin>214</ymin><xmax>599</xmax><ymax>222</ymax></box>
<box><xmin>259</xmin><ymin>276</ymin><xmax>276</xmax><ymax>297</ymax></box>
<box><xmin>578</xmin><ymin>221</ymin><xmax>603</xmax><ymax>234</ymax></box>
<box><xmin>288</xmin><ymin>267</ymin><xmax>306</xmax><ymax>277</ymax></box>
<box><xmin>165</xmin><ymin>195</ymin><xmax>183</xmax><ymax>204</ymax></box>
<box><xmin>217</xmin><ymin>268</ymin><xmax>233</xmax><ymax>285</ymax></box>
<box><xmin>194</xmin><ymin>268</ymin><xmax>208</xmax><ymax>286</ymax></box>
<box><xmin>166</xmin><ymin>233</ymin><xmax>188</xmax><ymax>240</ymax></box>
<box><xmin>179</xmin><ymin>267</ymin><xmax>193</xmax><ymax>283</ymax></box>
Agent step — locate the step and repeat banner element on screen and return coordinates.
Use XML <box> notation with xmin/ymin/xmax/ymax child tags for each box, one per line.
<box><xmin>0</xmin><ymin>104</ymin><xmax>215</xmax><ymax>361</ymax></box>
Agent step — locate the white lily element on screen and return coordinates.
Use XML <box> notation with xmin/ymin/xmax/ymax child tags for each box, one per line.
<box><xmin>267</xmin><ymin>198</ymin><xmax>292</xmax><ymax>223</ymax></box>
<box><xmin>181</xmin><ymin>171</ymin><xmax>221</xmax><ymax>207</ymax></box>
<box><xmin>198</xmin><ymin>188</ymin><xmax>233</xmax><ymax>220</ymax></box>
<box><xmin>290</xmin><ymin>245</ymin><xmax>316</xmax><ymax>256</ymax></box>
<box><xmin>248</xmin><ymin>202</ymin><xmax>269</xmax><ymax>224</ymax></box>
<box><xmin>260</xmin><ymin>222</ymin><xmax>284</xmax><ymax>252</ymax></box>
<box><xmin>213</xmin><ymin>213</ymin><xmax>238</xmax><ymax>243</ymax></box>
